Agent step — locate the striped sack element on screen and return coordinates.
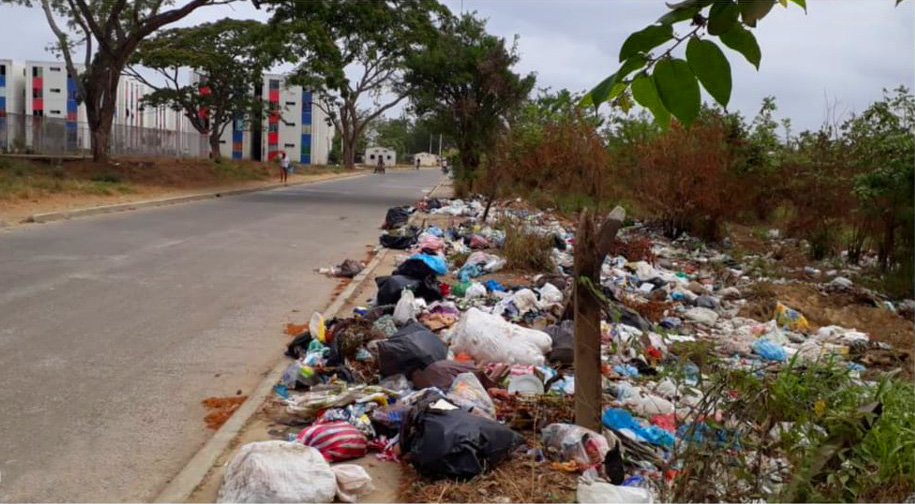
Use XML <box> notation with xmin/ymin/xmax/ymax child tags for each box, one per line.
<box><xmin>296</xmin><ymin>421</ymin><xmax>368</xmax><ymax>462</ymax></box>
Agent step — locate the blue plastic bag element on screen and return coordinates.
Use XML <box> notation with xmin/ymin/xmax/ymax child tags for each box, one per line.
<box><xmin>409</xmin><ymin>252</ymin><xmax>448</xmax><ymax>275</ymax></box>
<box><xmin>485</xmin><ymin>279</ymin><xmax>506</xmax><ymax>292</ymax></box>
<box><xmin>602</xmin><ymin>407</ymin><xmax>674</xmax><ymax>447</ymax></box>
<box><xmin>752</xmin><ymin>337</ymin><xmax>787</xmax><ymax>361</ymax></box>
<box><xmin>458</xmin><ymin>263</ymin><xmax>483</xmax><ymax>282</ymax></box>
<box><xmin>613</xmin><ymin>364</ymin><xmax>640</xmax><ymax>377</ymax></box>
<box><xmin>426</xmin><ymin>225</ymin><xmax>444</xmax><ymax>237</ymax></box>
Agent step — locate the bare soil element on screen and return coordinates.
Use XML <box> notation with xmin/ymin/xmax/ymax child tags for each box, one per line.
<box><xmin>0</xmin><ymin>156</ymin><xmax>352</xmax><ymax>224</ymax></box>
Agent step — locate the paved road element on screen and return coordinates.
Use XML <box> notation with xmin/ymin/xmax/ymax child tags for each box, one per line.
<box><xmin>0</xmin><ymin>169</ymin><xmax>442</xmax><ymax>502</ymax></box>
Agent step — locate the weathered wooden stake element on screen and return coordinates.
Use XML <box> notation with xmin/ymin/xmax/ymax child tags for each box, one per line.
<box><xmin>574</xmin><ymin>206</ymin><xmax>626</xmax><ymax>431</ymax></box>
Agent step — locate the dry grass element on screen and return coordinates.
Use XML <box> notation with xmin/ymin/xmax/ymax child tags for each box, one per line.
<box><xmin>500</xmin><ymin>218</ymin><xmax>555</xmax><ymax>273</ymax></box>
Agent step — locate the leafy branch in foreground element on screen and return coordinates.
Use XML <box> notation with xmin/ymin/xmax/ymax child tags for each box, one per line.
<box><xmin>584</xmin><ymin>0</ymin><xmax>915</xmax><ymax>127</ymax></box>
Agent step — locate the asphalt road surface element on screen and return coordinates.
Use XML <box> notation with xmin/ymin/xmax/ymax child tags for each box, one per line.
<box><xmin>0</xmin><ymin>169</ymin><xmax>442</xmax><ymax>502</ymax></box>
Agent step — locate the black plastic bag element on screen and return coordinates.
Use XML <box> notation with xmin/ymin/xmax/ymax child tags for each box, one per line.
<box><xmin>545</xmin><ymin>320</ymin><xmax>574</xmax><ymax>365</ymax></box>
<box><xmin>399</xmin><ymin>396</ymin><xmax>523</xmax><ymax>479</ymax></box>
<box><xmin>285</xmin><ymin>332</ymin><xmax>312</xmax><ymax>359</ymax></box>
<box><xmin>383</xmin><ymin>206</ymin><xmax>411</xmax><ymax>229</ymax></box>
<box><xmin>377</xmin><ymin>322</ymin><xmax>447</xmax><ymax>378</ymax></box>
<box><xmin>393</xmin><ymin>258</ymin><xmax>438</xmax><ymax>281</ymax></box>
<box><xmin>380</xmin><ymin>234</ymin><xmax>416</xmax><ymax>250</ymax></box>
<box><xmin>376</xmin><ymin>275</ymin><xmax>443</xmax><ymax>306</ymax></box>
<box><xmin>375</xmin><ymin>275</ymin><xmax>420</xmax><ymax>305</ymax></box>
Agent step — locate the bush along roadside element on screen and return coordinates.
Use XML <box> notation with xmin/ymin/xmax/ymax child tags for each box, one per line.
<box><xmin>216</xmin><ymin>193</ymin><xmax>913</xmax><ymax>503</ymax></box>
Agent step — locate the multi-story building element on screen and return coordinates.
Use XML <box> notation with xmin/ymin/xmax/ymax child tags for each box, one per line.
<box><xmin>262</xmin><ymin>73</ymin><xmax>332</xmax><ymax>165</ymax></box>
<box><xmin>192</xmin><ymin>71</ymin><xmax>333</xmax><ymax>163</ymax></box>
<box><xmin>24</xmin><ymin>60</ymin><xmax>89</xmax><ymax>151</ymax></box>
<box><xmin>0</xmin><ymin>59</ymin><xmax>26</xmax><ymax>151</ymax></box>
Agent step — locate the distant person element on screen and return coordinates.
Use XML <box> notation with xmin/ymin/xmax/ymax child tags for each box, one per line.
<box><xmin>415</xmin><ymin>156</ymin><xmax>421</xmax><ymax>170</ymax></box>
<box><xmin>279</xmin><ymin>152</ymin><xmax>292</xmax><ymax>185</ymax></box>
<box><xmin>375</xmin><ymin>155</ymin><xmax>385</xmax><ymax>174</ymax></box>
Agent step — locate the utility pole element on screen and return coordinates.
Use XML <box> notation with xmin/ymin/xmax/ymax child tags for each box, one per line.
<box><xmin>438</xmin><ymin>134</ymin><xmax>442</xmax><ymax>159</ymax></box>
<box><xmin>428</xmin><ymin>134</ymin><xmax>432</xmax><ymax>154</ymax></box>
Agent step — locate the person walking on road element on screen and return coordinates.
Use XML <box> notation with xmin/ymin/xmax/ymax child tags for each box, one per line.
<box><xmin>279</xmin><ymin>152</ymin><xmax>292</xmax><ymax>185</ymax></box>
<box><xmin>415</xmin><ymin>156</ymin><xmax>421</xmax><ymax>170</ymax></box>
<box><xmin>375</xmin><ymin>155</ymin><xmax>385</xmax><ymax>174</ymax></box>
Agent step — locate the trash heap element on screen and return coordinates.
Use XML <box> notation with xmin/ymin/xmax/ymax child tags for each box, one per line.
<box><xmin>218</xmin><ymin>195</ymin><xmax>912</xmax><ymax>503</ymax></box>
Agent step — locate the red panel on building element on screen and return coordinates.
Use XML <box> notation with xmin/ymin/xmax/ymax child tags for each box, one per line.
<box><xmin>34</xmin><ymin>98</ymin><xmax>43</xmax><ymax>110</ymax></box>
<box><xmin>267</xmin><ymin>131</ymin><xmax>278</xmax><ymax>144</ymax></box>
<box><xmin>269</xmin><ymin>89</ymin><xmax>279</xmax><ymax>101</ymax></box>
<box><xmin>33</xmin><ymin>77</ymin><xmax>43</xmax><ymax>88</ymax></box>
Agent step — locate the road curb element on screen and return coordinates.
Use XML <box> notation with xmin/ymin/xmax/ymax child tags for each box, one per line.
<box><xmin>153</xmin><ymin>247</ymin><xmax>391</xmax><ymax>503</ymax></box>
<box><xmin>26</xmin><ymin>171</ymin><xmax>367</xmax><ymax>224</ymax></box>
<box><xmin>154</xmin><ymin>174</ymin><xmax>443</xmax><ymax>502</ymax></box>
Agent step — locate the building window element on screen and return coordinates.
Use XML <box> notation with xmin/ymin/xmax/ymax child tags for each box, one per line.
<box><xmin>0</xmin><ymin>64</ymin><xmax>6</xmax><ymax>76</ymax></box>
<box><xmin>386</xmin><ymin>155</ymin><xmax>392</xmax><ymax>160</ymax></box>
<box><xmin>284</xmin><ymin>143</ymin><xmax>295</xmax><ymax>148</ymax></box>
<box><xmin>49</xmin><ymin>67</ymin><xmax>61</xmax><ymax>72</ymax></box>
<box><xmin>32</xmin><ymin>88</ymin><xmax>42</xmax><ymax>98</ymax></box>
<box><xmin>50</xmin><ymin>110</ymin><xmax>61</xmax><ymax>115</ymax></box>
<box><xmin>285</xmin><ymin>101</ymin><xmax>296</xmax><ymax>106</ymax></box>
<box><xmin>50</xmin><ymin>88</ymin><xmax>61</xmax><ymax>93</ymax></box>
<box><xmin>32</xmin><ymin>67</ymin><xmax>41</xmax><ymax>77</ymax></box>
<box><xmin>219</xmin><ymin>140</ymin><xmax>227</xmax><ymax>144</ymax></box>
<box><xmin>369</xmin><ymin>154</ymin><xmax>375</xmax><ymax>160</ymax></box>
<box><xmin>269</xmin><ymin>79</ymin><xmax>280</xmax><ymax>90</ymax></box>
<box><xmin>33</xmin><ymin>110</ymin><xmax>43</xmax><ymax>117</ymax></box>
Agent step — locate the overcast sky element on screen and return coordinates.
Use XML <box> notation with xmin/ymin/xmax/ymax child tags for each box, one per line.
<box><xmin>1</xmin><ymin>0</ymin><xmax>912</xmax><ymax>131</ymax></box>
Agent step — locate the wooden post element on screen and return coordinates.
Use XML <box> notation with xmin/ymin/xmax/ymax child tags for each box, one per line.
<box><xmin>574</xmin><ymin>206</ymin><xmax>626</xmax><ymax>431</ymax></box>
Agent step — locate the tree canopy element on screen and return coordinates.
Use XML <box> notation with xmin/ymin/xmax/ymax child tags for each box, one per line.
<box><xmin>128</xmin><ymin>18</ymin><xmax>285</xmax><ymax>158</ymax></box>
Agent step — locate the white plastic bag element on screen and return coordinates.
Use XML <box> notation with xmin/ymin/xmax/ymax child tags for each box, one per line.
<box><xmin>332</xmin><ymin>464</ymin><xmax>375</xmax><ymax>503</ymax></box>
<box><xmin>577</xmin><ymin>478</ymin><xmax>653</xmax><ymax>503</ymax></box>
<box><xmin>217</xmin><ymin>441</ymin><xmax>336</xmax><ymax>503</ymax></box>
<box><xmin>465</xmin><ymin>282</ymin><xmax>487</xmax><ymax>299</ymax></box>
<box><xmin>446</xmin><ymin>372</ymin><xmax>496</xmax><ymax>419</ymax></box>
<box><xmin>449</xmin><ymin>307</ymin><xmax>552</xmax><ymax>365</ymax></box>
<box><xmin>624</xmin><ymin>393</ymin><xmax>675</xmax><ymax>417</ymax></box>
<box><xmin>541</xmin><ymin>423</ymin><xmax>609</xmax><ymax>467</ymax></box>
<box><xmin>510</xmin><ymin>289</ymin><xmax>539</xmax><ymax>314</ymax></box>
<box><xmin>393</xmin><ymin>289</ymin><xmax>416</xmax><ymax>324</ymax></box>
<box><xmin>538</xmin><ymin>282</ymin><xmax>564</xmax><ymax>307</ymax></box>
<box><xmin>309</xmin><ymin>311</ymin><xmax>327</xmax><ymax>343</ymax></box>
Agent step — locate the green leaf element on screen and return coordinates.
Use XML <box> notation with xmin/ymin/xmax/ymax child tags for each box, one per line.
<box><xmin>632</xmin><ymin>73</ymin><xmax>671</xmax><ymax>126</ymax></box>
<box><xmin>619</xmin><ymin>24</ymin><xmax>673</xmax><ymax>62</ymax></box>
<box><xmin>653</xmin><ymin>58</ymin><xmax>700</xmax><ymax>126</ymax></box>
<box><xmin>719</xmin><ymin>24</ymin><xmax>761</xmax><ymax>69</ymax></box>
<box><xmin>708</xmin><ymin>1</ymin><xmax>739</xmax><ymax>35</ymax></box>
<box><xmin>580</xmin><ymin>73</ymin><xmax>616</xmax><ymax>108</ymax></box>
<box><xmin>617</xmin><ymin>53</ymin><xmax>648</xmax><ymax>80</ymax></box>
<box><xmin>686</xmin><ymin>37</ymin><xmax>732</xmax><ymax>107</ymax></box>
<box><xmin>738</xmin><ymin>0</ymin><xmax>776</xmax><ymax>27</ymax></box>
<box><xmin>657</xmin><ymin>5</ymin><xmax>701</xmax><ymax>25</ymax></box>
<box><xmin>790</xmin><ymin>0</ymin><xmax>807</xmax><ymax>8</ymax></box>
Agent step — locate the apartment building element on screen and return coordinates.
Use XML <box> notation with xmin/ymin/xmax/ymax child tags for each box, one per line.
<box><xmin>262</xmin><ymin>73</ymin><xmax>333</xmax><ymax>165</ymax></box>
<box><xmin>0</xmin><ymin>59</ymin><xmax>26</xmax><ymax>150</ymax></box>
<box><xmin>193</xmin><ymin>71</ymin><xmax>333</xmax><ymax>164</ymax></box>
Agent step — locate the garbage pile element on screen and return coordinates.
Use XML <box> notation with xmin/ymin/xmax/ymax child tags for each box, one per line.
<box><xmin>219</xmin><ymin>195</ymin><xmax>912</xmax><ymax>503</ymax></box>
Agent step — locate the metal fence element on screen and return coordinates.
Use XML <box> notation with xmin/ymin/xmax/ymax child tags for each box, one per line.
<box><xmin>0</xmin><ymin>113</ymin><xmax>208</xmax><ymax>158</ymax></box>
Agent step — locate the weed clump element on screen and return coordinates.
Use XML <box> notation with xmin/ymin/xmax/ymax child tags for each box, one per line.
<box><xmin>499</xmin><ymin>218</ymin><xmax>554</xmax><ymax>272</ymax></box>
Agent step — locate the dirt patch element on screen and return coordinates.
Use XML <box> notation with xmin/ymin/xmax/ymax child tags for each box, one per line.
<box><xmin>283</xmin><ymin>322</ymin><xmax>308</xmax><ymax>336</ymax></box>
<box><xmin>399</xmin><ymin>452</ymin><xmax>577</xmax><ymax>503</ymax></box>
<box><xmin>202</xmin><ymin>395</ymin><xmax>248</xmax><ymax>430</ymax></box>
<box><xmin>0</xmin><ymin>156</ymin><xmax>353</xmax><ymax>224</ymax></box>
<box><xmin>739</xmin><ymin>281</ymin><xmax>914</xmax><ymax>357</ymax></box>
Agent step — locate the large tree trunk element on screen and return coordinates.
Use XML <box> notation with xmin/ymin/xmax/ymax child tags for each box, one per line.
<box><xmin>209</xmin><ymin>130</ymin><xmax>222</xmax><ymax>159</ymax></box>
<box><xmin>342</xmin><ymin>128</ymin><xmax>357</xmax><ymax>170</ymax></box>
<box><xmin>85</xmin><ymin>62</ymin><xmax>122</xmax><ymax>162</ymax></box>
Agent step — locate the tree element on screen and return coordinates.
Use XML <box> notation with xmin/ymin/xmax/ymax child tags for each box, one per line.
<box><xmin>262</xmin><ymin>0</ymin><xmax>444</xmax><ymax>169</ymax></box>
<box><xmin>585</xmin><ymin>0</ymin><xmax>908</xmax><ymax>126</ymax></box>
<box><xmin>128</xmin><ymin>19</ymin><xmax>284</xmax><ymax>159</ymax></box>
<box><xmin>404</xmin><ymin>13</ymin><xmax>535</xmax><ymax>189</ymax></box>
<box><xmin>4</xmin><ymin>0</ymin><xmax>232</xmax><ymax>161</ymax></box>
